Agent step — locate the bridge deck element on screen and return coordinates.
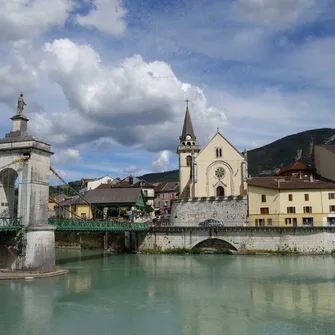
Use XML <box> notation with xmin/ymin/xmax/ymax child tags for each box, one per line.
<box><xmin>150</xmin><ymin>225</ymin><xmax>335</xmax><ymax>233</ymax></box>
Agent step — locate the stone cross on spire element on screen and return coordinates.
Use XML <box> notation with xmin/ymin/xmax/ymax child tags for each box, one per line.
<box><xmin>185</xmin><ymin>98</ymin><xmax>190</xmax><ymax>110</ymax></box>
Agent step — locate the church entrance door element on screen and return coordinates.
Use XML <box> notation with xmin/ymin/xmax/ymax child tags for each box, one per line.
<box><xmin>216</xmin><ymin>186</ymin><xmax>225</xmax><ymax>197</ymax></box>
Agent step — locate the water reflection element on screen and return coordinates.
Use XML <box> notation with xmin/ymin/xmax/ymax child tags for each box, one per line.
<box><xmin>138</xmin><ymin>255</ymin><xmax>335</xmax><ymax>334</ymax></box>
<box><xmin>0</xmin><ymin>277</ymin><xmax>62</xmax><ymax>335</ymax></box>
<box><xmin>1</xmin><ymin>252</ymin><xmax>335</xmax><ymax>335</ymax></box>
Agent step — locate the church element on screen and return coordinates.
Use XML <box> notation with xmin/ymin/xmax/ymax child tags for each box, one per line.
<box><xmin>177</xmin><ymin>104</ymin><xmax>248</xmax><ymax>199</ymax></box>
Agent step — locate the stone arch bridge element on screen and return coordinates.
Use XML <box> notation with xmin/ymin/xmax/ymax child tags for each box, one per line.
<box><xmin>131</xmin><ymin>226</ymin><xmax>335</xmax><ymax>254</ymax></box>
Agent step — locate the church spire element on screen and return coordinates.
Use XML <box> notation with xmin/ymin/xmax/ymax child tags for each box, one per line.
<box><xmin>180</xmin><ymin>99</ymin><xmax>196</xmax><ymax>143</ymax></box>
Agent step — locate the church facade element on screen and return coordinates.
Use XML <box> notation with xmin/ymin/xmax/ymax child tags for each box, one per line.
<box><xmin>177</xmin><ymin>105</ymin><xmax>248</xmax><ymax>199</ymax></box>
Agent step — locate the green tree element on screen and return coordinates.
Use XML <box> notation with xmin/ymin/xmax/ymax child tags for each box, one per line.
<box><xmin>145</xmin><ymin>205</ymin><xmax>154</xmax><ymax>214</ymax></box>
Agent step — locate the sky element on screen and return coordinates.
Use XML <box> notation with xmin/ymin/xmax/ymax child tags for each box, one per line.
<box><xmin>1</xmin><ymin>0</ymin><xmax>335</xmax><ymax>183</ymax></box>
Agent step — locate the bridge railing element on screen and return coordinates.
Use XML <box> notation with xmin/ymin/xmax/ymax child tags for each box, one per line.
<box><xmin>0</xmin><ymin>217</ymin><xmax>23</xmax><ymax>231</ymax></box>
<box><xmin>48</xmin><ymin>218</ymin><xmax>150</xmax><ymax>231</ymax></box>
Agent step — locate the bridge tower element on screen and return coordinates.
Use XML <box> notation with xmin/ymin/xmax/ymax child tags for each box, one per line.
<box><xmin>0</xmin><ymin>96</ymin><xmax>55</xmax><ymax>270</ymax></box>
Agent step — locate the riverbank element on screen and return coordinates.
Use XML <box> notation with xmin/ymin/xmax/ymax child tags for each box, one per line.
<box><xmin>137</xmin><ymin>247</ymin><xmax>331</xmax><ymax>255</ymax></box>
<box><xmin>0</xmin><ymin>267</ymin><xmax>69</xmax><ymax>280</ymax></box>
<box><xmin>140</xmin><ymin>247</ymin><xmax>232</xmax><ymax>255</ymax></box>
<box><xmin>55</xmin><ymin>245</ymin><xmax>334</xmax><ymax>256</ymax></box>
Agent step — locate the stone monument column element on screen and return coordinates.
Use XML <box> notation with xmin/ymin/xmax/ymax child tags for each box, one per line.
<box><xmin>0</xmin><ymin>93</ymin><xmax>55</xmax><ymax>270</ymax></box>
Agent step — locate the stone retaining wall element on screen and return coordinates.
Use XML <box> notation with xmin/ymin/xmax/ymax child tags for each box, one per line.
<box><xmin>134</xmin><ymin>227</ymin><xmax>335</xmax><ymax>254</ymax></box>
<box><xmin>170</xmin><ymin>197</ymin><xmax>247</xmax><ymax>226</ymax></box>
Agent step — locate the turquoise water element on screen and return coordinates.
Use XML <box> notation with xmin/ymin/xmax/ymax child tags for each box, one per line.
<box><xmin>1</xmin><ymin>251</ymin><xmax>335</xmax><ymax>334</ymax></box>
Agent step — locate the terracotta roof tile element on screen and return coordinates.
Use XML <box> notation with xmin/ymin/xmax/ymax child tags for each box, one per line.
<box><xmin>278</xmin><ymin>161</ymin><xmax>310</xmax><ymax>174</ymax></box>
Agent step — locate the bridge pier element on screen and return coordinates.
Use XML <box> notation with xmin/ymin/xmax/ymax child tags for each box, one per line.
<box><xmin>0</xmin><ymin>107</ymin><xmax>55</xmax><ymax>271</ymax></box>
<box><xmin>24</xmin><ymin>225</ymin><xmax>56</xmax><ymax>270</ymax></box>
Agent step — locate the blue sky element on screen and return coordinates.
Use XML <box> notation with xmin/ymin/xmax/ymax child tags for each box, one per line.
<box><xmin>1</xmin><ymin>0</ymin><xmax>335</xmax><ymax>183</ymax></box>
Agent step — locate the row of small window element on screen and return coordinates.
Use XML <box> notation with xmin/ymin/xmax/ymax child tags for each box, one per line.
<box><xmin>160</xmin><ymin>193</ymin><xmax>174</xmax><ymax>199</ymax></box>
<box><xmin>259</xmin><ymin>206</ymin><xmax>335</xmax><ymax>214</ymax></box>
<box><xmin>155</xmin><ymin>201</ymin><xmax>169</xmax><ymax>207</ymax></box>
<box><xmin>0</xmin><ymin>203</ymin><xmax>8</xmax><ymax>207</ymax></box>
<box><xmin>255</xmin><ymin>217</ymin><xmax>332</xmax><ymax>226</ymax></box>
<box><xmin>261</xmin><ymin>193</ymin><xmax>335</xmax><ymax>202</ymax></box>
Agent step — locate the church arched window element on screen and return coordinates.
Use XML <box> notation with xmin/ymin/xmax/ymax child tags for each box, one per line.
<box><xmin>216</xmin><ymin>186</ymin><xmax>225</xmax><ymax>197</ymax></box>
<box><xmin>186</xmin><ymin>155</ymin><xmax>192</xmax><ymax>167</ymax></box>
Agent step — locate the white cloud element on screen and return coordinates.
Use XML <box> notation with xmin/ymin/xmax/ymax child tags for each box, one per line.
<box><xmin>234</xmin><ymin>0</ymin><xmax>315</xmax><ymax>25</ymax></box>
<box><xmin>52</xmin><ymin>148</ymin><xmax>82</xmax><ymax>165</ymax></box>
<box><xmin>75</xmin><ymin>0</ymin><xmax>127</xmax><ymax>36</ymax></box>
<box><xmin>123</xmin><ymin>165</ymin><xmax>141</xmax><ymax>174</ymax></box>
<box><xmin>287</xmin><ymin>37</ymin><xmax>335</xmax><ymax>88</ymax></box>
<box><xmin>38</xmin><ymin>38</ymin><xmax>225</xmax><ymax>151</ymax></box>
<box><xmin>0</xmin><ymin>0</ymin><xmax>333</xmax><ymax>179</ymax></box>
<box><xmin>205</xmin><ymin>84</ymin><xmax>335</xmax><ymax>150</ymax></box>
<box><xmin>152</xmin><ymin>150</ymin><xmax>170</xmax><ymax>172</ymax></box>
<box><xmin>50</xmin><ymin>168</ymin><xmax>66</xmax><ymax>180</ymax></box>
<box><xmin>0</xmin><ymin>49</ymin><xmax>38</xmax><ymax>104</ymax></box>
<box><xmin>0</xmin><ymin>0</ymin><xmax>73</xmax><ymax>43</ymax></box>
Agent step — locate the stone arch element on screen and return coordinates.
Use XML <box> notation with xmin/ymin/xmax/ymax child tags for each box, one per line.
<box><xmin>206</xmin><ymin>161</ymin><xmax>234</xmax><ymax>196</ymax></box>
<box><xmin>193</xmin><ymin>238</ymin><xmax>238</xmax><ymax>251</ymax></box>
<box><xmin>0</xmin><ymin>168</ymin><xmax>19</xmax><ymax>217</ymax></box>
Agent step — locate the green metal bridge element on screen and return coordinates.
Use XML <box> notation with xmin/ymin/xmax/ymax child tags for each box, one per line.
<box><xmin>0</xmin><ymin>217</ymin><xmax>23</xmax><ymax>231</ymax></box>
<box><xmin>0</xmin><ymin>217</ymin><xmax>150</xmax><ymax>232</ymax></box>
<box><xmin>48</xmin><ymin>219</ymin><xmax>150</xmax><ymax>231</ymax></box>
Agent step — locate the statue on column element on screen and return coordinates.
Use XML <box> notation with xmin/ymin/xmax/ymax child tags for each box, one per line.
<box><xmin>17</xmin><ymin>92</ymin><xmax>27</xmax><ymax>115</ymax></box>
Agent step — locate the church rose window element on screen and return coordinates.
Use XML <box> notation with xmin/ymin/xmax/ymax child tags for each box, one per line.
<box><xmin>214</xmin><ymin>167</ymin><xmax>225</xmax><ymax>179</ymax></box>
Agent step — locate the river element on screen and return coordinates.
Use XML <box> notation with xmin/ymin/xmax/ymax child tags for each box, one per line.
<box><xmin>1</xmin><ymin>251</ymin><xmax>335</xmax><ymax>334</ymax></box>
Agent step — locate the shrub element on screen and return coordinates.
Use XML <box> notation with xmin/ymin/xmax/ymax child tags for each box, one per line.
<box><xmin>145</xmin><ymin>205</ymin><xmax>154</xmax><ymax>213</ymax></box>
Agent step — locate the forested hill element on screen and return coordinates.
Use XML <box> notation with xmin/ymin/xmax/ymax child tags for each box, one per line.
<box><xmin>247</xmin><ymin>128</ymin><xmax>335</xmax><ymax>176</ymax></box>
<box><xmin>137</xmin><ymin>170</ymin><xmax>179</xmax><ymax>183</ymax></box>
<box><xmin>138</xmin><ymin>128</ymin><xmax>335</xmax><ymax>182</ymax></box>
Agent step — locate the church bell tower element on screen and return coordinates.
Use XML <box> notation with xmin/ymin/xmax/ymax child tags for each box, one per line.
<box><xmin>177</xmin><ymin>100</ymin><xmax>200</xmax><ymax>198</ymax></box>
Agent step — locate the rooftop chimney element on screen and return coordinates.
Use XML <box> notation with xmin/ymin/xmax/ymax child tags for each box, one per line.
<box><xmin>309</xmin><ymin>174</ymin><xmax>314</xmax><ymax>183</ymax></box>
<box><xmin>129</xmin><ymin>175</ymin><xmax>133</xmax><ymax>185</ymax></box>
